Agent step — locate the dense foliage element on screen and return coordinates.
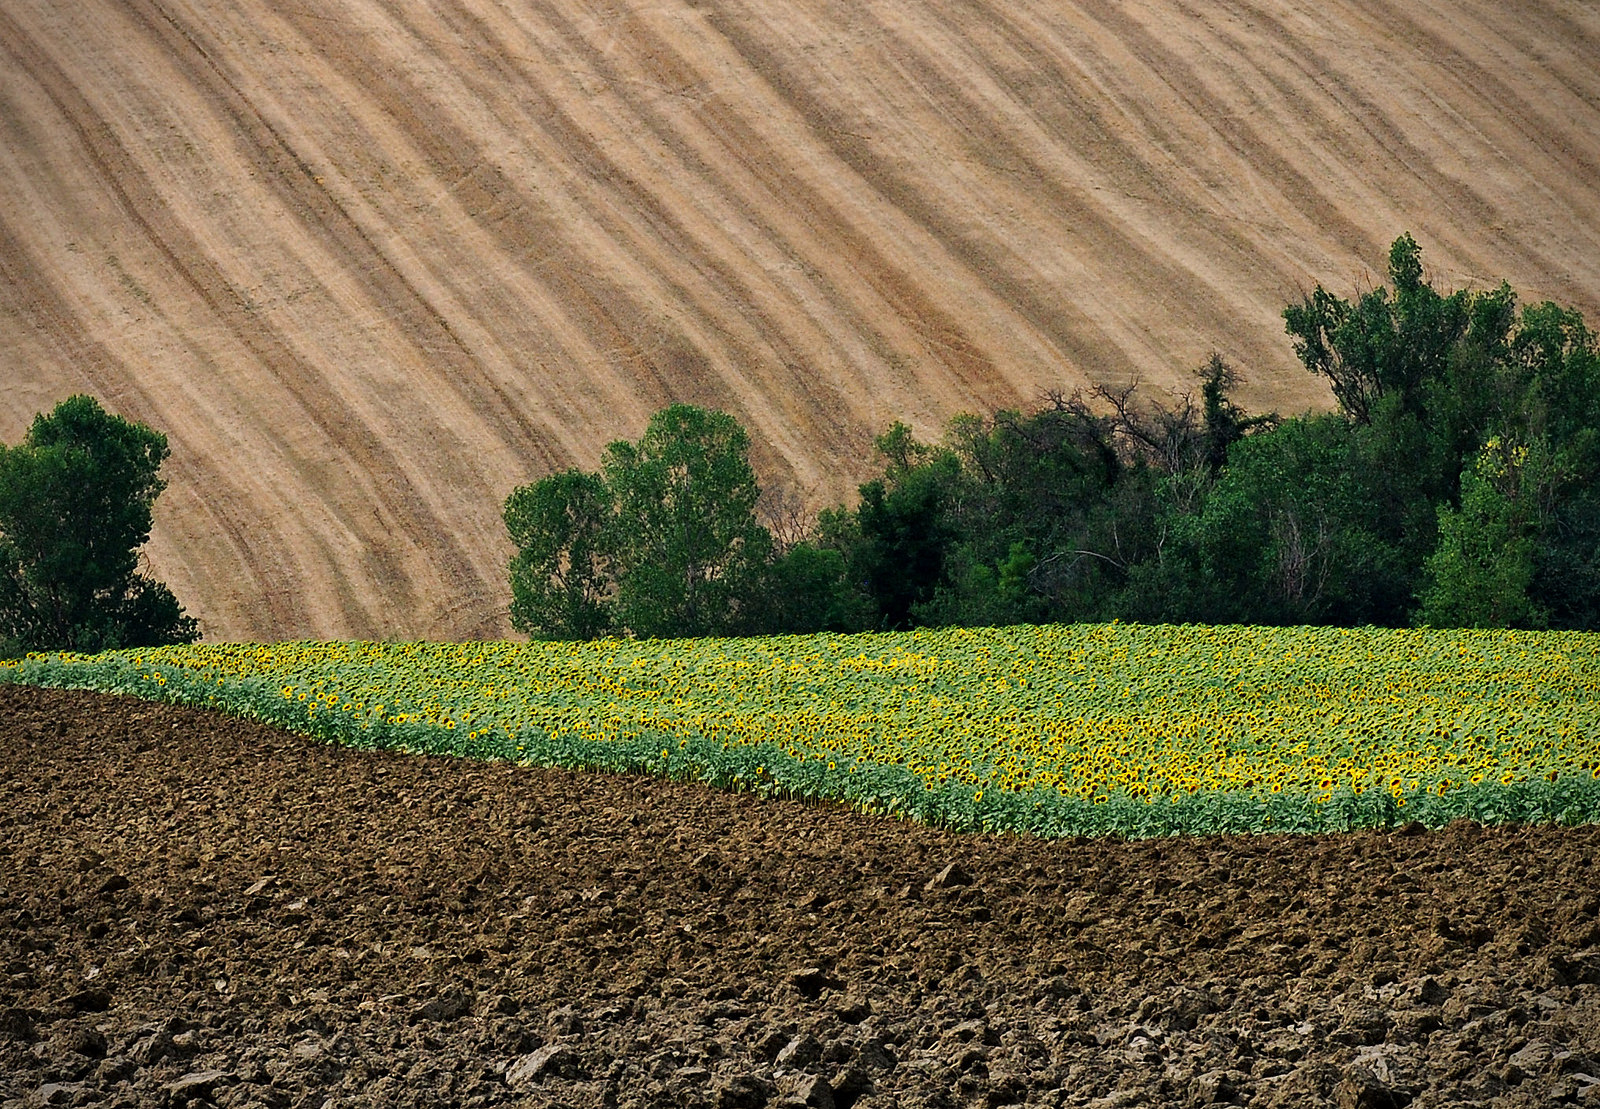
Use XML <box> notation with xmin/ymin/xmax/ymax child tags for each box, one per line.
<box><xmin>506</xmin><ymin>405</ymin><xmax>781</xmax><ymax>640</ymax></box>
<box><xmin>0</xmin><ymin>396</ymin><xmax>197</xmax><ymax>654</ymax></box>
<box><xmin>807</xmin><ymin>235</ymin><xmax>1600</xmax><ymax>633</ymax></box>
<box><xmin>8</xmin><ymin>623</ymin><xmax>1599</xmax><ymax>837</ymax></box>
<box><xmin>517</xmin><ymin>237</ymin><xmax>1599</xmax><ymax>638</ymax></box>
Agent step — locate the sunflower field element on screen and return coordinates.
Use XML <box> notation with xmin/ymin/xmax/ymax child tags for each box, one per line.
<box><xmin>6</xmin><ymin>623</ymin><xmax>1600</xmax><ymax>837</ymax></box>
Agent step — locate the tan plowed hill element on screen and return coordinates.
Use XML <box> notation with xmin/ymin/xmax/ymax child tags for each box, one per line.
<box><xmin>3</xmin><ymin>0</ymin><xmax>1599</xmax><ymax>642</ymax></box>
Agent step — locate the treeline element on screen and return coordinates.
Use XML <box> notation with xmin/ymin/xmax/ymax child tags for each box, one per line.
<box><xmin>505</xmin><ymin>236</ymin><xmax>1600</xmax><ymax>639</ymax></box>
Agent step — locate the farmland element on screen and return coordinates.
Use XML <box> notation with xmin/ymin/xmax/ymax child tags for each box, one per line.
<box><xmin>8</xmin><ymin>622</ymin><xmax>1600</xmax><ymax>837</ymax></box>
<box><xmin>5</xmin><ymin>0</ymin><xmax>1600</xmax><ymax>1101</ymax></box>
<box><xmin>3</xmin><ymin>683</ymin><xmax>1599</xmax><ymax>1108</ymax></box>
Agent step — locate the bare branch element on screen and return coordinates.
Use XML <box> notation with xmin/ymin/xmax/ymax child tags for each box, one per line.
<box><xmin>757</xmin><ymin>485</ymin><xmax>815</xmax><ymax>556</ymax></box>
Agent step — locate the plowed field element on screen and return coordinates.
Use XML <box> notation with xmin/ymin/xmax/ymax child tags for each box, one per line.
<box><xmin>4</xmin><ymin>0</ymin><xmax>1600</xmax><ymax>641</ymax></box>
<box><xmin>4</xmin><ymin>685</ymin><xmax>1599</xmax><ymax>1108</ymax></box>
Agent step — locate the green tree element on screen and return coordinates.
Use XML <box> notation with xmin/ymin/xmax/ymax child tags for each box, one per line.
<box><xmin>504</xmin><ymin>468</ymin><xmax>613</xmax><ymax>640</ymax></box>
<box><xmin>915</xmin><ymin>539</ymin><xmax>1044</xmax><ymax>629</ymax></box>
<box><xmin>1167</xmin><ymin>413</ymin><xmax>1419</xmax><ymax>626</ymax></box>
<box><xmin>1532</xmin><ymin>485</ymin><xmax>1600</xmax><ymax>630</ymax></box>
<box><xmin>504</xmin><ymin>405</ymin><xmax>866</xmax><ymax>640</ymax></box>
<box><xmin>1417</xmin><ymin>437</ymin><xmax>1553</xmax><ymax>629</ymax></box>
<box><xmin>1199</xmin><ymin>354</ymin><xmax>1274</xmax><ymax>471</ymax></box>
<box><xmin>847</xmin><ymin>425</ymin><xmax>961</xmax><ymax>631</ymax></box>
<box><xmin>752</xmin><ymin>541</ymin><xmax>874</xmax><ymax>634</ymax></box>
<box><xmin>601</xmin><ymin>405</ymin><xmax>772</xmax><ymax>638</ymax></box>
<box><xmin>0</xmin><ymin>395</ymin><xmax>198</xmax><ymax>652</ymax></box>
<box><xmin>1270</xmin><ymin>235</ymin><xmax>1600</xmax><ymax>627</ymax></box>
<box><xmin>1284</xmin><ymin>233</ymin><xmax>1471</xmax><ymax>426</ymax></box>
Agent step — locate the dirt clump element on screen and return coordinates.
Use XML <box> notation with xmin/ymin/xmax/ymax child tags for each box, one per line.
<box><xmin>2</xmin><ymin>683</ymin><xmax>1598</xmax><ymax>1108</ymax></box>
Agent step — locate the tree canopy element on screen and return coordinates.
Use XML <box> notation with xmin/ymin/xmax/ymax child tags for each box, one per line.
<box><xmin>505</xmin><ymin>405</ymin><xmax>775</xmax><ymax>640</ymax></box>
<box><xmin>0</xmin><ymin>395</ymin><xmax>198</xmax><ymax>653</ymax></box>
<box><xmin>601</xmin><ymin>405</ymin><xmax>772</xmax><ymax>639</ymax></box>
<box><xmin>505</xmin><ymin>468</ymin><xmax>612</xmax><ymax>641</ymax></box>
<box><xmin>508</xmin><ymin>237</ymin><xmax>1600</xmax><ymax>639</ymax></box>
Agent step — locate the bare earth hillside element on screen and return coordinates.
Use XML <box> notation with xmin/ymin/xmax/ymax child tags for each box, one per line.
<box><xmin>2</xmin><ymin>0</ymin><xmax>1598</xmax><ymax>641</ymax></box>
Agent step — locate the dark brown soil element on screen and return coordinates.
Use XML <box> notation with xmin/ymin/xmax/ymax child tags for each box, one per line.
<box><xmin>2</xmin><ymin>684</ymin><xmax>1599</xmax><ymax>1109</ymax></box>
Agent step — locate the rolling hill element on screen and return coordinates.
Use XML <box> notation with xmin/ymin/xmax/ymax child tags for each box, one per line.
<box><xmin>3</xmin><ymin>0</ymin><xmax>1598</xmax><ymax>641</ymax></box>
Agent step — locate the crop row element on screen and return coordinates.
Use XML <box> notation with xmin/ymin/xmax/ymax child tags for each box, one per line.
<box><xmin>6</xmin><ymin>622</ymin><xmax>1600</xmax><ymax>837</ymax></box>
